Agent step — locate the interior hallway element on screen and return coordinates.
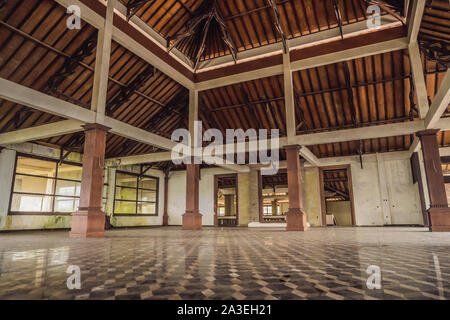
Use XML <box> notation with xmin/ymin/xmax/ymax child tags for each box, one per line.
<box><xmin>0</xmin><ymin>227</ymin><xmax>448</xmax><ymax>300</ymax></box>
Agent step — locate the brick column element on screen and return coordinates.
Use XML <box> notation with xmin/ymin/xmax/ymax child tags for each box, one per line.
<box><xmin>70</xmin><ymin>123</ymin><xmax>110</xmax><ymax>238</ymax></box>
<box><xmin>285</xmin><ymin>145</ymin><xmax>307</xmax><ymax>231</ymax></box>
<box><xmin>182</xmin><ymin>163</ymin><xmax>202</xmax><ymax>230</ymax></box>
<box><xmin>417</xmin><ymin>130</ymin><xmax>450</xmax><ymax>232</ymax></box>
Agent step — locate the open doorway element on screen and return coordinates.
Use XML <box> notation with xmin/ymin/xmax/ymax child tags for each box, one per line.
<box><xmin>259</xmin><ymin>169</ymin><xmax>289</xmax><ymax>223</ymax></box>
<box><xmin>320</xmin><ymin>166</ymin><xmax>356</xmax><ymax>227</ymax></box>
<box><xmin>214</xmin><ymin>174</ymin><xmax>238</xmax><ymax>227</ymax></box>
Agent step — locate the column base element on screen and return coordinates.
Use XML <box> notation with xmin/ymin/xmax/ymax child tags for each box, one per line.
<box><xmin>286</xmin><ymin>208</ymin><xmax>308</xmax><ymax>231</ymax></box>
<box><xmin>429</xmin><ymin>207</ymin><xmax>450</xmax><ymax>232</ymax></box>
<box><xmin>70</xmin><ymin>208</ymin><xmax>106</xmax><ymax>238</ymax></box>
<box><xmin>162</xmin><ymin>215</ymin><xmax>169</xmax><ymax>226</ymax></box>
<box><xmin>182</xmin><ymin>211</ymin><xmax>203</xmax><ymax>230</ymax></box>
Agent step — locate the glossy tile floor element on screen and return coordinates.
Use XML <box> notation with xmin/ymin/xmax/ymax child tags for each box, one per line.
<box><xmin>0</xmin><ymin>227</ymin><xmax>448</xmax><ymax>300</ymax></box>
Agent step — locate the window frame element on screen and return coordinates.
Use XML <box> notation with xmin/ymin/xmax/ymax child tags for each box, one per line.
<box><xmin>8</xmin><ymin>153</ymin><xmax>84</xmax><ymax>216</ymax></box>
<box><xmin>113</xmin><ymin>170</ymin><xmax>159</xmax><ymax>217</ymax></box>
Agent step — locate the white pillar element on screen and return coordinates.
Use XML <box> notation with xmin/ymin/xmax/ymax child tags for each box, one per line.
<box><xmin>91</xmin><ymin>0</ymin><xmax>115</xmax><ymax>123</ymax></box>
<box><xmin>0</xmin><ymin>149</ymin><xmax>16</xmax><ymax>229</ymax></box>
<box><xmin>283</xmin><ymin>51</ymin><xmax>296</xmax><ymax>142</ymax></box>
<box><xmin>408</xmin><ymin>41</ymin><xmax>429</xmax><ymax>119</ymax></box>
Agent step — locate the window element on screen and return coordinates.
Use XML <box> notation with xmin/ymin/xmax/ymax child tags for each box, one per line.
<box><xmin>113</xmin><ymin>171</ymin><xmax>158</xmax><ymax>216</ymax></box>
<box><xmin>263</xmin><ymin>206</ymin><xmax>272</xmax><ymax>216</ymax></box>
<box><xmin>10</xmin><ymin>155</ymin><xmax>83</xmax><ymax>214</ymax></box>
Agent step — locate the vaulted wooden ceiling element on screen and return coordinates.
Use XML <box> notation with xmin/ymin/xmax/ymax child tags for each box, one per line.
<box><xmin>0</xmin><ymin>0</ymin><xmax>449</xmax><ymax>168</ymax></box>
<box><xmin>122</xmin><ymin>0</ymin><xmax>374</xmax><ymax>67</ymax></box>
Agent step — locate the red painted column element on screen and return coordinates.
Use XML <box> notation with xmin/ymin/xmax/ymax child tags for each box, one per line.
<box><xmin>182</xmin><ymin>163</ymin><xmax>202</xmax><ymax>230</ymax></box>
<box><xmin>70</xmin><ymin>123</ymin><xmax>110</xmax><ymax>238</ymax></box>
<box><xmin>285</xmin><ymin>145</ymin><xmax>307</xmax><ymax>231</ymax></box>
<box><xmin>417</xmin><ymin>130</ymin><xmax>450</xmax><ymax>232</ymax></box>
<box><xmin>163</xmin><ymin>172</ymin><xmax>169</xmax><ymax>226</ymax></box>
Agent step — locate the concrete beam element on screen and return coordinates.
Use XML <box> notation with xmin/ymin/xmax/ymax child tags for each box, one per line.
<box><xmin>0</xmin><ymin>120</ymin><xmax>84</xmax><ymax>145</ymax></box>
<box><xmin>290</xmin><ymin>37</ymin><xmax>408</xmax><ymax>73</ymax></box>
<box><xmin>407</xmin><ymin>0</ymin><xmax>426</xmax><ymax>43</ymax></box>
<box><xmin>283</xmin><ymin>51</ymin><xmax>296</xmax><ymax>141</ymax></box>
<box><xmin>195</xmin><ymin>35</ymin><xmax>408</xmax><ymax>91</ymax></box>
<box><xmin>291</xmin><ymin>121</ymin><xmax>425</xmax><ymax>146</ymax></box>
<box><xmin>408</xmin><ymin>41</ymin><xmax>429</xmax><ymax>119</ymax></box>
<box><xmin>90</xmin><ymin>0</ymin><xmax>115</xmax><ymax>123</ymax></box>
<box><xmin>0</xmin><ymin>78</ymin><xmax>96</xmax><ymax>123</ymax></box>
<box><xmin>424</xmin><ymin>70</ymin><xmax>450</xmax><ymax>129</ymax></box>
<box><xmin>300</xmin><ymin>147</ymin><xmax>321</xmax><ymax>167</ymax></box>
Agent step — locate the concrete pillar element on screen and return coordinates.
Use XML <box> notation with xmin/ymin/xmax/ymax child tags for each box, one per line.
<box><xmin>182</xmin><ymin>163</ymin><xmax>202</xmax><ymax>230</ymax></box>
<box><xmin>237</xmin><ymin>172</ymin><xmax>251</xmax><ymax>226</ymax></box>
<box><xmin>249</xmin><ymin>166</ymin><xmax>260</xmax><ymax>222</ymax></box>
<box><xmin>417</xmin><ymin>130</ymin><xmax>450</xmax><ymax>232</ymax></box>
<box><xmin>70</xmin><ymin>123</ymin><xmax>110</xmax><ymax>238</ymax></box>
<box><xmin>224</xmin><ymin>194</ymin><xmax>234</xmax><ymax>216</ymax></box>
<box><xmin>0</xmin><ymin>149</ymin><xmax>16</xmax><ymax>230</ymax></box>
<box><xmin>285</xmin><ymin>145</ymin><xmax>307</xmax><ymax>231</ymax></box>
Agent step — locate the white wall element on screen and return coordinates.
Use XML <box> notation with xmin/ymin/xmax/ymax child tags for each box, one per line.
<box><xmin>167</xmin><ymin>167</ymin><xmax>234</xmax><ymax>226</ymax></box>
<box><xmin>349</xmin><ymin>153</ymin><xmax>424</xmax><ymax>226</ymax></box>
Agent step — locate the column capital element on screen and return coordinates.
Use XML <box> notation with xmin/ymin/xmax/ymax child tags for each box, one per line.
<box><xmin>416</xmin><ymin>129</ymin><xmax>440</xmax><ymax>138</ymax></box>
<box><xmin>82</xmin><ymin>123</ymin><xmax>111</xmax><ymax>132</ymax></box>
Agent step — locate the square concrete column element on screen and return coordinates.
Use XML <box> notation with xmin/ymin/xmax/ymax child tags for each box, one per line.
<box><xmin>417</xmin><ymin>130</ymin><xmax>450</xmax><ymax>232</ymax></box>
<box><xmin>285</xmin><ymin>145</ymin><xmax>307</xmax><ymax>231</ymax></box>
<box><xmin>70</xmin><ymin>123</ymin><xmax>110</xmax><ymax>238</ymax></box>
<box><xmin>182</xmin><ymin>163</ymin><xmax>202</xmax><ymax>230</ymax></box>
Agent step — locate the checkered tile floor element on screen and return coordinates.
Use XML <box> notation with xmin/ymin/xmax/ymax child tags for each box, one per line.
<box><xmin>0</xmin><ymin>227</ymin><xmax>448</xmax><ymax>300</ymax></box>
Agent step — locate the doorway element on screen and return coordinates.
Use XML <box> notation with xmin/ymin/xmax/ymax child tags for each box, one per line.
<box><xmin>259</xmin><ymin>169</ymin><xmax>289</xmax><ymax>223</ymax></box>
<box><xmin>320</xmin><ymin>166</ymin><xmax>356</xmax><ymax>226</ymax></box>
<box><xmin>214</xmin><ymin>174</ymin><xmax>239</xmax><ymax>227</ymax></box>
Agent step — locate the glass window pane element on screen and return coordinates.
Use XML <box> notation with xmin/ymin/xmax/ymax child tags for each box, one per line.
<box><xmin>14</xmin><ymin>175</ymin><xmax>54</xmax><ymax>195</ymax></box>
<box><xmin>138</xmin><ymin>189</ymin><xmax>156</xmax><ymax>202</ymax></box>
<box><xmin>16</xmin><ymin>157</ymin><xmax>56</xmax><ymax>177</ymax></box>
<box><xmin>55</xmin><ymin>180</ymin><xmax>81</xmax><ymax>197</ymax></box>
<box><xmin>57</xmin><ymin>163</ymin><xmax>82</xmax><ymax>181</ymax></box>
<box><xmin>11</xmin><ymin>194</ymin><xmax>53</xmax><ymax>212</ymax></box>
<box><xmin>116</xmin><ymin>172</ymin><xmax>137</xmax><ymax>188</ymax></box>
<box><xmin>54</xmin><ymin>197</ymin><xmax>78</xmax><ymax>212</ymax></box>
<box><xmin>114</xmin><ymin>201</ymin><xmax>136</xmax><ymax>214</ymax></box>
<box><xmin>139</xmin><ymin>177</ymin><xmax>157</xmax><ymax>190</ymax></box>
<box><xmin>115</xmin><ymin>186</ymin><xmax>136</xmax><ymax>201</ymax></box>
<box><xmin>138</xmin><ymin>202</ymin><xmax>156</xmax><ymax>215</ymax></box>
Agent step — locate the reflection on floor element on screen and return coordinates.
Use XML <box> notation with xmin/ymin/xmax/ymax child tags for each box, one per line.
<box><xmin>0</xmin><ymin>227</ymin><xmax>448</xmax><ymax>300</ymax></box>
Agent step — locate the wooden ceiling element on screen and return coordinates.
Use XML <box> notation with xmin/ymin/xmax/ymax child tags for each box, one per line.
<box><xmin>122</xmin><ymin>0</ymin><xmax>372</xmax><ymax>66</ymax></box>
<box><xmin>0</xmin><ymin>0</ymin><xmax>187</xmax><ymax>159</ymax></box>
<box><xmin>418</xmin><ymin>0</ymin><xmax>450</xmax><ymax>69</ymax></box>
<box><xmin>0</xmin><ymin>0</ymin><xmax>449</xmax><ymax>168</ymax></box>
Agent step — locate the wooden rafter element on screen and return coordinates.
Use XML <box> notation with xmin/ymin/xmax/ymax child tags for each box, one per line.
<box><xmin>266</xmin><ymin>0</ymin><xmax>287</xmax><ymax>53</ymax></box>
<box><xmin>167</xmin><ymin>0</ymin><xmax>237</xmax><ymax>70</ymax></box>
<box><xmin>366</xmin><ymin>0</ymin><xmax>406</xmax><ymax>24</ymax></box>
<box><xmin>333</xmin><ymin>0</ymin><xmax>344</xmax><ymax>39</ymax></box>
